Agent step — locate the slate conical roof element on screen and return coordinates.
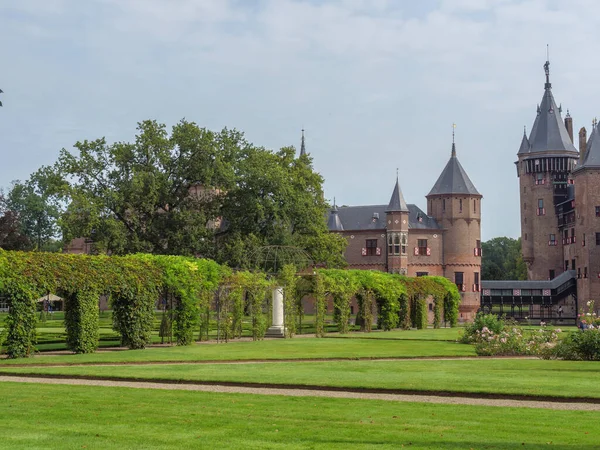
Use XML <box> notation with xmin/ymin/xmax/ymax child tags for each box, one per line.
<box><xmin>386</xmin><ymin>177</ymin><xmax>409</xmax><ymax>212</ymax></box>
<box><xmin>427</xmin><ymin>143</ymin><xmax>480</xmax><ymax>196</ymax></box>
<box><xmin>327</xmin><ymin>204</ymin><xmax>344</xmax><ymax>231</ymax></box>
<box><xmin>577</xmin><ymin>124</ymin><xmax>600</xmax><ymax>170</ymax></box>
<box><xmin>526</xmin><ymin>61</ymin><xmax>577</xmax><ymax>154</ymax></box>
<box><xmin>517</xmin><ymin>127</ymin><xmax>531</xmax><ymax>155</ymax></box>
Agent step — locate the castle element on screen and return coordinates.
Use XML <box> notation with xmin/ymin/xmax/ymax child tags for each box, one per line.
<box><xmin>517</xmin><ymin>59</ymin><xmax>600</xmax><ymax>309</ymax></box>
<box><xmin>326</xmin><ymin>138</ymin><xmax>482</xmax><ymax>321</ymax></box>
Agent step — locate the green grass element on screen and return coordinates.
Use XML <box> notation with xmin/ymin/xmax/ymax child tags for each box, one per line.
<box><xmin>0</xmin><ymin>382</ymin><xmax>597</xmax><ymax>449</ymax></box>
<box><xmin>331</xmin><ymin>328</ymin><xmax>462</xmax><ymax>341</ymax></box>
<box><xmin>3</xmin><ymin>358</ymin><xmax>600</xmax><ymax>400</ymax></box>
<box><xmin>0</xmin><ymin>333</ymin><xmax>475</xmax><ymax>365</ymax></box>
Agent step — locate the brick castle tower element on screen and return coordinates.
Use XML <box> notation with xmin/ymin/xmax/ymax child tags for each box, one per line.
<box><xmin>426</xmin><ymin>139</ymin><xmax>482</xmax><ymax>319</ymax></box>
<box><xmin>516</xmin><ymin>59</ymin><xmax>579</xmax><ymax>280</ymax></box>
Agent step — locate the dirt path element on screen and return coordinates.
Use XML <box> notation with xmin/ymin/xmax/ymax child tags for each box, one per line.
<box><xmin>0</xmin><ymin>375</ymin><xmax>597</xmax><ymax>411</ymax></box>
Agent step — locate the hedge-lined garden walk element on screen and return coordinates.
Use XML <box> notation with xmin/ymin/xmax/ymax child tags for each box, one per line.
<box><xmin>0</xmin><ymin>250</ymin><xmax>461</xmax><ymax>358</ymax></box>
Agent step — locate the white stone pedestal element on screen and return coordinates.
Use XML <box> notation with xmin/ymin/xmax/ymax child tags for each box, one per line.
<box><xmin>266</xmin><ymin>286</ymin><xmax>286</xmax><ymax>338</ymax></box>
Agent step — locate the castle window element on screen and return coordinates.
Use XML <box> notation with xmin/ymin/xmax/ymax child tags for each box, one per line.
<box><xmin>596</xmin><ymin>232</ymin><xmax>600</xmax><ymax>245</ymax></box>
<box><xmin>454</xmin><ymin>272</ymin><xmax>464</xmax><ymax>292</ymax></box>
<box><xmin>537</xmin><ymin>199</ymin><xmax>545</xmax><ymax>216</ymax></box>
<box><xmin>583</xmin><ymin>233</ymin><xmax>586</xmax><ymax>247</ymax></box>
<box><xmin>564</xmin><ymin>230</ymin><xmax>569</xmax><ymax>244</ymax></box>
<box><xmin>473</xmin><ymin>199</ymin><xmax>477</xmax><ymax>213</ymax></box>
<box><xmin>571</xmin><ymin>228</ymin><xmax>576</xmax><ymax>243</ymax></box>
<box><xmin>365</xmin><ymin>239</ymin><xmax>377</xmax><ymax>256</ymax></box>
<box><xmin>535</xmin><ymin>173</ymin><xmax>544</xmax><ymax>185</ymax></box>
<box><xmin>549</xmin><ymin>234</ymin><xmax>556</xmax><ymax>246</ymax></box>
<box><xmin>401</xmin><ymin>233</ymin><xmax>407</xmax><ymax>255</ymax></box>
<box><xmin>524</xmin><ymin>233</ymin><xmax>527</xmax><ymax>241</ymax></box>
<box><xmin>549</xmin><ymin>269</ymin><xmax>555</xmax><ymax>280</ymax></box>
<box><xmin>571</xmin><ymin>259</ymin><xmax>576</xmax><ymax>270</ymax></box>
<box><xmin>394</xmin><ymin>234</ymin><xmax>401</xmax><ymax>255</ymax></box>
<box><xmin>442</xmin><ymin>199</ymin><xmax>446</xmax><ymax>212</ymax></box>
<box><xmin>596</xmin><ymin>206</ymin><xmax>600</xmax><ymax>217</ymax></box>
<box><xmin>428</xmin><ymin>303</ymin><xmax>433</xmax><ymax>311</ymax></box>
<box><xmin>459</xmin><ymin>199</ymin><xmax>463</xmax><ymax>213</ymax></box>
<box><xmin>416</xmin><ymin>272</ymin><xmax>428</xmax><ymax>277</ymax></box>
<box><xmin>388</xmin><ymin>235</ymin><xmax>393</xmax><ymax>255</ymax></box>
<box><xmin>584</xmin><ymin>267</ymin><xmax>588</xmax><ymax>279</ymax></box>
<box><xmin>565</xmin><ymin>260</ymin><xmax>569</xmax><ymax>271</ymax></box>
<box><xmin>578</xmin><ymin>268</ymin><xmax>581</xmax><ymax>279</ymax></box>
<box><xmin>418</xmin><ymin>239</ymin><xmax>428</xmax><ymax>256</ymax></box>
<box><xmin>474</xmin><ymin>272</ymin><xmax>480</xmax><ymax>292</ymax></box>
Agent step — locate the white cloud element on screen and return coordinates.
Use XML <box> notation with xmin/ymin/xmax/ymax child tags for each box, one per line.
<box><xmin>2</xmin><ymin>0</ymin><xmax>600</xmax><ymax>241</ymax></box>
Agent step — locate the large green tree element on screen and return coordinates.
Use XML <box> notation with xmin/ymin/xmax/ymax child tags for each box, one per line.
<box><xmin>52</xmin><ymin>120</ymin><xmax>346</xmax><ymax>268</ymax></box>
<box><xmin>0</xmin><ymin>210</ymin><xmax>30</xmax><ymax>250</ymax></box>
<box><xmin>481</xmin><ymin>237</ymin><xmax>527</xmax><ymax>281</ymax></box>
<box><xmin>1</xmin><ymin>168</ymin><xmax>61</xmax><ymax>250</ymax></box>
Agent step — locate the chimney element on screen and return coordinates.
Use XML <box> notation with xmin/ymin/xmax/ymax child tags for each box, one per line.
<box><xmin>579</xmin><ymin>127</ymin><xmax>587</xmax><ymax>162</ymax></box>
<box><xmin>565</xmin><ymin>111</ymin><xmax>574</xmax><ymax>143</ymax></box>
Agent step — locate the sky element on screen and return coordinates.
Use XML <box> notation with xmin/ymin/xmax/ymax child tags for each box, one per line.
<box><xmin>1</xmin><ymin>0</ymin><xmax>600</xmax><ymax>241</ymax></box>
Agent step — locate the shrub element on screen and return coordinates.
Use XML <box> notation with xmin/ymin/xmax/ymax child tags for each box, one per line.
<box><xmin>555</xmin><ymin>328</ymin><xmax>600</xmax><ymax>361</ymax></box>
<box><xmin>470</xmin><ymin>321</ymin><xmax>562</xmax><ymax>358</ymax></box>
<box><xmin>474</xmin><ymin>326</ymin><xmax>526</xmax><ymax>356</ymax></box>
<box><xmin>460</xmin><ymin>313</ymin><xmax>505</xmax><ymax>344</ymax></box>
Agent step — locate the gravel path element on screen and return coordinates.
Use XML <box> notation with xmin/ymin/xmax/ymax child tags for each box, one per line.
<box><xmin>1</xmin><ymin>375</ymin><xmax>597</xmax><ymax>411</ymax></box>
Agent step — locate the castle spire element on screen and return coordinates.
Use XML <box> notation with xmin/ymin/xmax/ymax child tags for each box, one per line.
<box><xmin>299</xmin><ymin>129</ymin><xmax>306</xmax><ymax>157</ymax></box>
<box><xmin>451</xmin><ymin>123</ymin><xmax>457</xmax><ymax>157</ymax></box>
<box><xmin>327</xmin><ymin>198</ymin><xmax>344</xmax><ymax>231</ymax></box>
<box><xmin>518</xmin><ymin>126</ymin><xmax>530</xmax><ymax>155</ymax></box>
<box><xmin>428</xmin><ymin>136</ymin><xmax>480</xmax><ymax>197</ymax></box>
<box><xmin>386</xmin><ymin>175</ymin><xmax>409</xmax><ymax>213</ymax></box>
<box><xmin>525</xmin><ymin>57</ymin><xmax>577</xmax><ymax>154</ymax></box>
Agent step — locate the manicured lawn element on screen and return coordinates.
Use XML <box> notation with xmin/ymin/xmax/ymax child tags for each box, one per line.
<box><xmin>0</xmin><ymin>334</ymin><xmax>475</xmax><ymax>365</ymax></box>
<box><xmin>330</xmin><ymin>328</ymin><xmax>463</xmax><ymax>341</ymax></box>
<box><xmin>3</xmin><ymin>358</ymin><xmax>600</xmax><ymax>400</ymax></box>
<box><xmin>0</xmin><ymin>382</ymin><xmax>597</xmax><ymax>449</ymax></box>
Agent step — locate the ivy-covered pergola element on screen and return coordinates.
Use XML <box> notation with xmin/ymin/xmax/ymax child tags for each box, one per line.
<box><xmin>0</xmin><ymin>249</ymin><xmax>461</xmax><ymax>358</ymax></box>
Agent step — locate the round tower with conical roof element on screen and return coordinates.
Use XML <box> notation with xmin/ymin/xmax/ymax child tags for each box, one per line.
<box><xmin>516</xmin><ymin>59</ymin><xmax>579</xmax><ymax>281</ymax></box>
<box><xmin>427</xmin><ymin>140</ymin><xmax>482</xmax><ymax>321</ymax></box>
<box><xmin>385</xmin><ymin>176</ymin><xmax>409</xmax><ymax>274</ymax></box>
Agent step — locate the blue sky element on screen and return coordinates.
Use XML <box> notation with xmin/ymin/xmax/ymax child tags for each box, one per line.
<box><xmin>2</xmin><ymin>0</ymin><xmax>600</xmax><ymax>240</ymax></box>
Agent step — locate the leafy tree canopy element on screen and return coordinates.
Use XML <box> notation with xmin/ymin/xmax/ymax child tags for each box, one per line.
<box><xmin>0</xmin><ymin>168</ymin><xmax>61</xmax><ymax>251</ymax></box>
<box><xmin>481</xmin><ymin>237</ymin><xmax>527</xmax><ymax>281</ymax></box>
<box><xmin>45</xmin><ymin>119</ymin><xmax>346</xmax><ymax>268</ymax></box>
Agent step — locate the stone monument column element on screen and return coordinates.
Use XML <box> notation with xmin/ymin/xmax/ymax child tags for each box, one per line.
<box><xmin>266</xmin><ymin>286</ymin><xmax>286</xmax><ymax>337</ymax></box>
